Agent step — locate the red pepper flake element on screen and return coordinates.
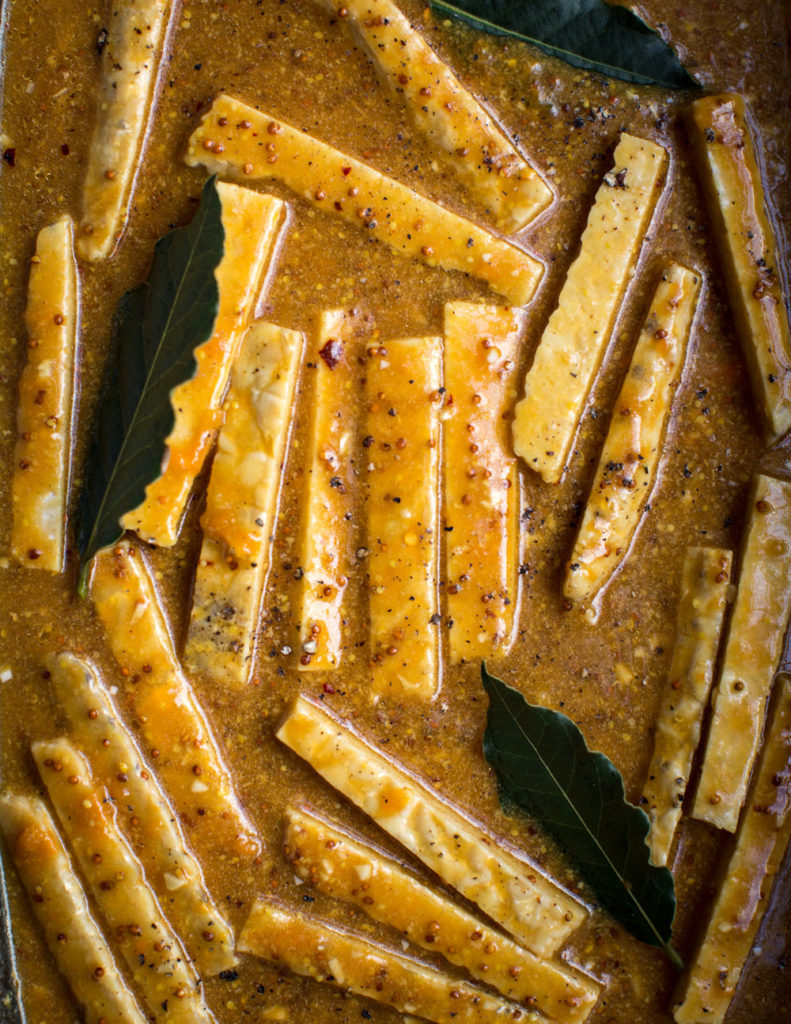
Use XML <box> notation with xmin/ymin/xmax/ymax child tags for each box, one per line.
<box><xmin>341</xmin><ymin>166</ymin><xmax>352</xmax><ymax>176</ymax></box>
<box><xmin>319</xmin><ymin>338</ymin><xmax>343</xmax><ymax>369</ymax></box>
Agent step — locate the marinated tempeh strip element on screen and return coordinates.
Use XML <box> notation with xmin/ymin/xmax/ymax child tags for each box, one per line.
<box><xmin>78</xmin><ymin>0</ymin><xmax>176</xmax><ymax>261</ymax></box>
<box><xmin>693</xmin><ymin>475</ymin><xmax>791</xmax><ymax>831</ymax></box>
<box><xmin>365</xmin><ymin>337</ymin><xmax>442</xmax><ymax>698</ymax></box>
<box><xmin>513</xmin><ymin>133</ymin><xmax>668</xmax><ymax>483</ymax></box>
<box><xmin>686</xmin><ymin>93</ymin><xmax>791</xmax><ymax>439</ymax></box>
<box><xmin>32</xmin><ymin>739</ymin><xmax>212</xmax><ymax>1024</ymax></box>
<box><xmin>10</xmin><ymin>218</ymin><xmax>79</xmax><ymax>571</ymax></box>
<box><xmin>121</xmin><ymin>182</ymin><xmax>288</xmax><ymax>547</ymax></box>
<box><xmin>443</xmin><ymin>303</ymin><xmax>523</xmax><ymax>662</ymax></box>
<box><xmin>643</xmin><ymin>547</ymin><xmax>732</xmax><ymax>867</ymax></box>
<box><xmin>185</xmin><ymin>94</ymin><xmax>543</xmax><ymax>306</ymax></box>
<box><xmin>277</xmin><ymin>694</ymin><xmax>586</xmax><ymax>956</ymax></box>
<box><xmin>674</xmin><ymin>678</ymin><xmax>791</xmax><ymax>1024</ymax></box>
<box><xmin>297</xmin><ymin>311</ymin><xmax>359</xmax><ymax>670</ymax></box>
<box><xmin>240</xmin><ymin>896</ymin><xmax>529</xmax><ymax>1024</ymax></box>
<box><xmin>316</xmin><ymin>0</ymin><xmax>553</xmax><ymax>232</ymax></box>
<box><xmin>285</xmin><ymin>805</ymin><xmax>601</xmax><ymax>1019</ymax></box>
<box><xmin>49</xmin><ymin>651</ymin><xmax>237</xmax><ymax>975</ymax></box>
<box><xmin>0</xmin><ymin>793</ymin><xmax>149</xmax><ymax>1024</ymax></box>
<box><xmin>564</xmin><ymin>263</ymin><xmax>702</xmax><ymax>605</ymax></box>
<box><xmin>185</xmin><ymin>322</ymin><xmax>303</xmax><ymax>683</ymax></box>
<box><xmin>90</xmin><ymin>541</ymin><xmax>262</xmax><ymax>859</ymax></box>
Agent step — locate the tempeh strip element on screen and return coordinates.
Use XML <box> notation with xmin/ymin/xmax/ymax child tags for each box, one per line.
<box><xmin>10</xmin><ymin>217</ymin><xmax>79</xmax><ymax>571</ymax></box>
<box><xmin>686</xmin><ymin>93</ymin><xmax>791</xmax><ymax>438</ymax></box>
<box><xmin>90</xmin><ymin>541</ymin><xmax>262</xmax><ymax>860</ymax></box>
<box><xmin>78</xmin><ymin>0</ymin><xmax>176</xmax><ymax>261</ymax></box>
<box><xmin>185</xmin><ymin>322</ymin><xmax>303</xmax><ymax>683</ymax></box>
<box><xmin>285</xmin><ymin>805</ymin><xmax>601</xmax><ymax>1019</ymax></box>
<box><xmin>240</xmin><ymin>896</ymin><xmax>529</xmax><ymax>1024</ymax></box>
<box><xmin>32</xmin><ymin>739</ymin><xmax>212</xmax><ymax>1024</ymax></box>
<box><xmin>513</xmin><ymin>133</ymin><xmax>668</xmax><ymax>483</ymax></box>
<box><xmin>642</xmin><ymin>547</ymin><xmax>732</xmax><ymax>867</ymax></box>
<box><xmin>365</xmin><ymin>337</ymin><xmax>442</xmax><ymax>698</ymax></box>
<box><xmin>185</xmin><ymin>94</ymin><xmax>543</xmax><ymax>306</ymax></box>
<box><xmin>674</xmin><ymin>678</ymin><xmax>791</xmax><ymax>1024</ymax></box>
<box><xmin>277</xmin><ymin>694</ymin><xmax>586</xmax><ymax>956</ymax></box>
<box><xmin>564</xmin><ymin>263</ymin><xmax>702</xmax><ymax>605</ymax></box>
<box><xmin>443</xmin><ymin>302</ymin><xmax>523</xmax><ymax>662</ymax></box>
<box><xmin>0</xmin><ymin>793</ymin><xmax>148</xmax><ymax>1024</ymax></box>
<box><xmin>316</xmin><ymin>0</ymin><xmax>553</xmax><ymax>232</ymax></box>
<box><xmin>121</xmin><ymin>182</ymin><xmax>289</xmax><ymax>547</ymax></box>
<box><xmin>693</xmin><ymin>475</ymin><xmax>791</xmax><ymax>831</ymax></box>
<box><xmin>297</xmin><ymin>311</ymin><xmax>359</xmax><ymax>670</ymax></box>
<box><xmin>49</xmin><ymin>651</ymin><xmax>237</xmax><ymax>975</ymax></box>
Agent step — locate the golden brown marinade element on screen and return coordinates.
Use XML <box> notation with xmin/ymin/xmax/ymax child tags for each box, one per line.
<box><xmin>0</xmin><ymin>2</ymin><xmax>790</xmax><ymax>1023</ymax></box>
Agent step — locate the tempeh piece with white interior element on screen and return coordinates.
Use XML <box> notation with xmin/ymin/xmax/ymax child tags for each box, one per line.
<box><xmin>277</xmin><ymin>694</ymin><xmax>586</xmax><ymax>956</ymax></box>
<box><xmin>365</xmin><ymin>337</ymin><xmax>442</xmax><ymax>698</ymax></box>
<box><xmin>297</xmin><ymin>311</ymin><xmax>359</xmax><ymax>670</ymax></box>
<box><xmin>316</xmin><ymin>0</ymin><xmax>553</xmax><ymax>232</ymax></box>
<box><xmin>240</xmin><ymin>896</ymin><xmax>529</xmax><ymax>1024</ymax></box>
<box><xmin>49</xmin><ymin>651</ymin><xmax>237</xmax><ymax>975</ymax></box>
<box><xmin>564</xmin><ymin>263</ymin><xmax>702</xmax><ymax>605</ymax></box>
<box><xmin>285</xmin><ymin>805</ymin><xmax>601</xmax><ymax>1019</ymax></box>
<box><xmin>185</xmin><ymin>322</ymin><xmax>303</xmax><ymax>683</ymax></box>
<box><xmin>443</xmin><ymin>302</ymin><xmax>523</xmax><ymax>662</ymax></box>
<box><xmin>642</xmin><ymin>547</ymin><xmax>732</xmax><ymax>867</ymax></box>
<box><xmin>686</xmin><ymin>93</ymin><xmax>791</xmax><ymax>439</ymax></box>
<box><xmin>121</xmin><ymin>182</ymin><xmax>288</xmax><ymax>547</ymax></box>
<box><xmin>33</xmin><ymin>739</ymin><xmax>212</xmax><ymax>1024</ymax></box>
<box><xmin>0</xmin><ymin>793</ymin><xmax>149</xmax><ymax>1024</ymax></box>
<box><xmin>513</xmin><ymin>133</ymin><xmax>668</xmax><ymax>483</ymax></box>
<box><xmin>674</xmin><ymin>678</ymin><xmax>791</xmax><ymax>1024</ymax></box>
<box><xmin>693</xmin><ymin>475</ymin><xmax>791</xmax><ymax>832</ymax></box>
<box><xmin>78</xmin><ymin>0</ymin><xmax>177</xmax><ymax>260</ymax></box>
<box><xmin>10</xmin><ymin>218</ymin><xmax>79</xmax><ymax>571</ymax></box>
<box><xmin>185</xmin><ymin>94</ymin><xmax>543</xmax><ymax>306</ymax></box>
<box><xmin>90</xmin><ymin>541</ymin><xmax>262</xmax><ymax>860</ymax></box>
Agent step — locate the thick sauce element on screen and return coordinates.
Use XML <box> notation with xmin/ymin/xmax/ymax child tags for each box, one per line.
<box><xmin>0</xmin><ymin>1</ymin><xmax>790</xmax><ymax>1022</ymax></box>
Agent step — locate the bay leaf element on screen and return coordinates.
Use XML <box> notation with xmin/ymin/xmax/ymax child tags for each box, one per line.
<box><xmin>481</xmin><ymin>663</ymin><xmax>682</xmax><ymax>966</ymax></box>
<box><xmin>75</xmin><ymin>175</ymin><xmax>224</xmax><ymax>589</ymax></box>
<box><xmin>431</xmin><ymin>0</ymin><xmax>697</xmax><ymax>89</ymax></box>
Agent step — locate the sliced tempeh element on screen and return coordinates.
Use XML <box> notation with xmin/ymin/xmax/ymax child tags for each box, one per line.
<box><xmin>32</xmin><ymin>739</ymin><xmax>213</xmax><ymax>1024</ymax></box>
<box><xmin>10</xmin><ymin>217</ymin><xmax>79</xmax><ymax>572</ymax></box>
<box><xmin>365</xmin><ymin>337</ymin><xmax>442</xmax><ymax>698</ymax></box>
<box><xmin>316</xmin><ymin>0</ymin><xmax>553</xmax><ymax>232</ymax></box>
<box><xmin>185</xmin><ymin>321</ymin><xmax>303</xmax><ymax>683</ymax></box>
<box><xmin>564</xmin><ymin>263</ymin><xmax>702</xmax><ymax>605</ymax></box>
<box><xmin>686</xmin><ymin>93</ymin><xmax>791</xmax><ymax>439</ymax></box>
<box><xmin>240</xmin><ymin>896</ymin><xmax>530</xmax><ymax>1024</ymax></box>
<box><xmin>297</xmin><ymin>311</ymin><xmax>359</xmax><ymax>670</ymax></box>
<box><xmin>276</xmin><ymin>694</ymin><xmax>586</xmax><ymax>956</ymax></box>
<box><xmin>185</xmin><ymin>94</ymin><xmax>543</xmax><ymax>306</ymax></box>
<box><xmin>693</xmin><ymin>475</ymin><xmax>791</xmax><ymax>831</ymax></box>
<box><xmin>121</xmin><ymin>182</ymin><xmax>289</xmax><ymax>547</ymax></box>
<box><xmin>89</xmin><ymin>541</ymin><xmax>262</xmax><ymax>860</ymax></box>
<box><xmin>0</xmin><ymin>793</ymin><xmax>149</xmax><ymax>1024</ymax></box>
<box><xmin>512</xmin><ymin>133</ymin><xmax>668</xmax><ymax>483</ymax></box>
<box><xmin>285</xmin><ymin>805</ymin><xmax>601</xmax><ymax>1019</ymax></box>
<box><xmin>642</xmin><ymin>547</ymin><xmax>733</xmax><ymax>867</ymax></box>
<box><xmin>78</xmin><ymin>0</ymin><xmax>176</xmax><ymax>261</ymax></box>
<box><xmin>674</xmin><ymin>678</ymin><xmax>791</xmax><ymax>1024</ymax></box>
<box><xmin>443</xmin><ymin>302</ymin><xmax>523</xmax><ymax>662</ymax></box>
<box><xmin>49</xmin><ymin>651</ymin><xmax>237</xmax><ymax>975</ymax></box>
